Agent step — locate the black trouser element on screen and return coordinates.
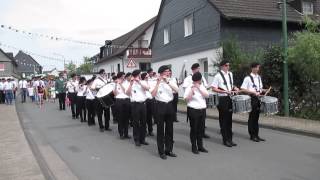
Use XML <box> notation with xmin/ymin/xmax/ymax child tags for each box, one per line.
<box><xmin>58</xmin><ymin>93</ymin><xmax>66</xmax><ymax>110</ymax></box>
<box><xmin>131</xmin><ymin>102</ymin><xmax>147</xmax><ymax>143</ymax></box>
<box><xmin>95</xmin><ymin>98</ymin><xmax>110</xmax><ymax>130</ymax></box>
<box><xmin>187</xmin><ymin>107</ymin><xmax>206</xmax><ymax>149</ymax></box>
<box><xmin>0</xmin><ymin>90</ymin><xmax>4</xmax><ymax>104</ymax></box>
<box><xmin>111</xmin><ymin>105</ymin><xmax>117</xmax><ymax>123</ymax></box>
<box><xmin>86</xmin><ymin>99</ymin><xmax>95</xmax><ymax>125</ymax></box>
<box><xmin>155</xmin><ymin>100</ymin><xmax>174</xmax><ymax>155</ymax></box>
<box><xmin>115</xmin><ymin>98</ymin><xmax>130</xmax><ymax>137</ymax></box>
<box><xmin>146</xmin><ymin>98</ymin><xmax>154</xmax><ymax>133</ymax></box>
<box><xmin>21</xmin><ymin>88</ymin><xmax>27</xmax><ymax>103</ymax></box>
<box><xmin>77</xmin><ymin>96</ymin><xmax>87</xmax><ymax>122</ymax></box>
<box><xmin>172</xmin><ymin>93</ymin><xmax>179</xmax><ymax>122</ymax></box>
<box><xmin>248</xmin><ymin>96</ymin><xmax>261</xmax><ymax>138</ymax></box>
<box><xmin>68</xmin><ymin>93</ymin><xmax>77</xmax><ymax>117</ymax></box>
<box><xmin>217</xmin><ymin>96</ymin><xmax>233</xmax><ymax>142</ymax></box>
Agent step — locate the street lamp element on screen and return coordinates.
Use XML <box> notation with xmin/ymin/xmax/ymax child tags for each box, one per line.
<box><xmin>281</xmin><ymin>0</ymin><xmax>289</xmax><ymax>116</ymax></box>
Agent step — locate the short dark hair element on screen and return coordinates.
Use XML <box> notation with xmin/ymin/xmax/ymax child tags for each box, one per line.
<box><xmin>70</xmin><ymin>73</ymin><xmax>76</xmax><ymax>78</ymax></box>
<box><xmin>147</xmin><ymin>68</ymin><xmax>153</xmax><ymax>74</ymax></box>
<box><xmin>125</xmin><ymin>72</ymin><xmax>132</xmax><ymax>78</ymax></box>
<box><xmin>116</xmin><ymin>72</ymin><xmax>125</xmax><ymax>79</ymax></box>
<box><xmin>98</xmin><ymin>69</ymin><xmax>105</xmax><ymax>75</ymax></box>
<box><xmin>132</xmin><ymin>69</ymin><xmax>141</xmax><ymax>77</ymax></box>
<box><xmin>219</xmin><ymin>60</ymin><xmax>230</xmax><ymax>67</ymax></box>
<box><xmin>191</xmin><ymin>63</ymin><xmax>200</xmax><ymax>70</ymax></box>
<box><xmin>192</xmin><ymin>72</ymin><xmax>202</xmax><ymax>81</ymax></box>
<box><xmin>158</xmin><ymin>65</ymin><xmax>170</xmax><ymax>74</ymax></box>
<box><xmin>251</xmin><ymin>62</ymin><xmax>260</xmax><ymax>68</ymax></box>
<box><xmin>141</xmin><ymin>72</ymin><xmax>148</xmax><ymax>80</ymax></box>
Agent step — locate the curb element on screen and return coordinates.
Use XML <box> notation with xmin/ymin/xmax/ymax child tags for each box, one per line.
<box><xmin>178</xmin><ymin>110</ymin><xmax>320</xmax><ymax>139</ymax></box>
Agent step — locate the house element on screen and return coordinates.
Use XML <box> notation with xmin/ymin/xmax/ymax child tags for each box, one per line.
<box><xmin>150</xmin><ymin>0</ymin><xmax>318</xmax><ymax>83</ymax></box>
<box><xmin>94</xmin><ymin>16</ymin><xmax>156</xmax><ymax>76</ymax></box>
<box><xmin>43</xmin><ymin>68</ymin><xmax>60</xmax><ymax>77</ymax></box>
<box><xmin>0</xmin><ymin>48</ymin><xmax>19</xmax><ymax>79</ymax></box>
<box><xmin>15</xmin><ymin>50</ymin><xmax>42</xmax><ymax>77</ymax></box>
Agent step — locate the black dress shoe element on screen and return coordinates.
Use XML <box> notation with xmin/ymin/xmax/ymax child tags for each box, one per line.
<box><xmin>198</xmin><ymin>147</ymin><xmax>209</xmax><ymax>153</ymax></box>
<box><xmin>223</xmin><ymin>141</ymin><xmax>233</xmax><ymax>147</ymax></box>
<box><xmin>140</xmin><ymin>141</ymin><xmax>149</xmax><ymax>145</ymax></box>
<box><xmin>148</xmin><ymin>132</ymin><xmax>155</xmax><ymax>136</ymax></box>
<box><xmin>192</xmin><ymin>149</ymin><xmax>199</xmax><ymax>154</ymax></box>
<box><xmin>135</xmin><ymin>142</ymin><xmax>141</xmax><ymax>147</ymax></box>
<box><xmin>99</xmin><ymin>128</ymin><xmax>104</xmax><ymax>132</ymax></box>
<box><xmin>120</xmin><ymin>136</ymin><xmax>125</xmax><ymax>140</ymax></box>
<box><xmin>250</xmin><ymin>137</ymin><xmax>260</xmax><ymax>142</ymax></box>
<box><xmin>165</xmin><ymin>152</ymin><xmax>177</xmax><ymax>157</ymax></box>
<box><xmin>124</xmin><ymin>135</ymin><xmax>131</xmax><ymax>139</ymax></box>
<box><xmin>230</xmin><ymin>141</ymin><xmax>237</xmax><ymax>146</ymax></box>
<box><xmin>257</xmin><ymin>136</ymin><xmax>266</xmax><ymax>141</ymax></box>
<box><xmin>160</xmin><ymin>154</ymin><xmax>167</xmax><ymax>160</ymax></box>
<box><xmin>174</xmin><ymin>120</ymin><xmax>179</xmax><ymax>122</ymax></box>
<box><xmin>203</xmin><ymin>134</ymin><xmax>210</xmax><ymax>139</ymax></box>
<box><xmin>105</xmin><ymin>128</ymin><xmax>112</xmax><ymax>131</ymax></box>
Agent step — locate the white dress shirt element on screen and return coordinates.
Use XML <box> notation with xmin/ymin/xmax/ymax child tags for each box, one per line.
<box><xmin>183</xmin><ymin>74</ymin><xmax>208</xmax><ymax>89</ymax></box>
<box><xmin>77</xmin><ymin>84</ymin><xmax>87</xmax><ymax>96</ymax></box>
<box><xmin>184</xmin><ymin>84</ymin><xmax>208</xmax><ymax>109</ymax></box>
<box><xmin>4</xmin><ymin>81</ymin><xmax>14</xmax><ymax>90</ymax></box>
<box><xmin>0</xmin><ymin>82</ymin><xmax>3</xmax><ymax>90</ymax></box>
<box><xmin>19</xmin><ymin>80</ymin><xmax>28</xmax><ymax>89</ymax></box>
<box><xmin>129</xmin><ymin>81</ymin><xmax>148</xmax><ymax>102</ymax></box>
<box><xmin>86</xmin><ymin>88</ymin><xmax>95</xmax><ymax>100</ymax></box>
<box><xmin>241</xmin><ymin>73</ymin><xmax>263</xmax><ymax>93</ymax></box>
<box><xmin>91</xmin><ymin>76</ymin><xmax>108</xmax><ymax>96</ymax></box>
<box><xmin>211</xmin><ymin>71</ymin><xmax>234</xmax><ymax>96</ymax></box>
<box><xmin>152</xmin><ymin>80</ymin><xmax>178</xmax><ymax>103</ymax></box>
<box><xmin>66</xmin><ymin>80</ymin><xmax>79</xmax><ymax>93</ymax></box>
<box><xmin>141</xmin><ymin>80</ymin><xmax>153</xmax><ymax>99</ymax></box>
<box><xmin>115</xmin><ymin>81</ymin><xmax>129</xmax><ymax>99</ymax></box>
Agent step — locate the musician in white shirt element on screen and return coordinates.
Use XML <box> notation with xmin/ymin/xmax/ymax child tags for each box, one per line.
<box><xmin>66</xmin><ymin>73</ymin><xmax>79</xmax><ymax>119</ymax></box>
<box><xmin>91</xmin><ymin>69</ymin><xmax>111</xmax><ymax>132</ymax></box>
<box><xmin>241</xmin><ymin>62</ymin><xmax>267</xmax><ymax>142</ymax></box>
<box><xmin>76</xmin><ymin>77</ymin><xmax>87</xmax><ymax>123</ymax></box>
<box><xmin>141</xmin><ymin>72</ymin><xmax>155</xmax><ymax>137</ymax></box>
<box><xmin>19</xmin><ymin>78</ymin><xmax>28</xmax><ymax>103</ymax></box>
<box><xmin>151</xmin><ymin>65</ymin><xmax>179</xmax><ymax>160</ymax></box>
<box><xmin>114</xmin><ymin>72</ymin><xmax>131</xmax><ymax>139</ymax></box>
<box><xmin>124</xmin><ymin>72</ymin><xmax>133</xmax><ymax>127</ymax></box>
<box><xmin>184</xmin><ymin>72</ymin><xmax>209</xmax><ymax>154</ymax></box>
<box><xmin>211</xmin><ymin>60</ymin><xmax>239</xmax><ymax>147</ymax></box>
<box><xmin>85</xmin><ymin>78</ymin><xmax>96</xmax><ymax>126</ymax></box>
<box><xmin>126</xmin><ymin>70</ymin><xmax>149</xmax><ymax>146</ymax></box>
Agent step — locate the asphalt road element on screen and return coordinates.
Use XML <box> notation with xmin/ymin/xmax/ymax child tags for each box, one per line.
<box><xmin>16</xmin><ymin>101</ymin><xmax>320</xmax><ymax>180</ymax></box>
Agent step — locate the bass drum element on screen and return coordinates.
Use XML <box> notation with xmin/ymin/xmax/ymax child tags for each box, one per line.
<box><xmin>96</xmin><ymin>83</ymin><xmax>115</xmax><ymax>108</ymax></box>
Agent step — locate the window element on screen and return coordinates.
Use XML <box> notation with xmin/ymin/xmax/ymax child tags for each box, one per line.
<box><xmin>139</xmin><ymin>63</ymin><xmax>151</xmax><ymax>71</ymax></box>
<box><xmin>302</xmin><ymin>1</ymin><xmax>314</xmax><ymax>15</ymax></box>
<box><xmin>164</xmin><ymin>28</ymin><xmax>170</xmax><ymax>45</ymax></box>
<box><xmin>184</xmin><ymin>15</ymin><xmax>193</xmax><ymax>37</ymax></box>
<box><xmin>117</xmin><ymin>63</ymin><xmax>121</xmax><ymax>73</ymax></box>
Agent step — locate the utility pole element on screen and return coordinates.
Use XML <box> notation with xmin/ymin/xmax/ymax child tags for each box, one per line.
<box><xmin>282</xmin><ymin>0</ymin><xmax>289</xmax><ymax>116</ymax></box>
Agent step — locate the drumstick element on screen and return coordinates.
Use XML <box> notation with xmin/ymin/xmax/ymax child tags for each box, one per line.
<box><xmin>264</xmin><ymin>86</ymin><xmax>272</xmax><ymax>96</ymax></box>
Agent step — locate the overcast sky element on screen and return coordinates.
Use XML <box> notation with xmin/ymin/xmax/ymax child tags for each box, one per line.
<box><xmin>0</xmin><ymin>0</ymin><xmax>161</xmax><ymax>71</ymax></box>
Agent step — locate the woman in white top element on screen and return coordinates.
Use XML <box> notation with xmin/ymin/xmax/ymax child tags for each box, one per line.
<box><xmin>76</xmin><ymin>77</ymin><xmax>87</xmax><ymax>123</ymax></box>
<box><xmin>86</xmin><ymin>77</ymin><xmax>96</xmax><ymax>126</ymax></box>
<box><xmin>184</xmin><ymin>72</ymin><xmax>209</xmax><ymax>154</ymax></box>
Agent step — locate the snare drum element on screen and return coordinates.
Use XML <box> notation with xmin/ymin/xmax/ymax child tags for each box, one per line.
<box><xmin>96</xmin><ymin>83</ymin><xmax>115</xmax><ymax>108</ymax></box>
<box><xmin>231</xmin><ymin>95</ymin><xmax>252</xmax><ymax>113</ymax></box>
<box><xmin>206</xmin><ymin>93</ymin><xmax>219</xmax><ymax>108</ymax></box>
<box><xmin>259</xmin><ymin>96</ymin><xmax>278</xmax><ymax>115</ymax></box>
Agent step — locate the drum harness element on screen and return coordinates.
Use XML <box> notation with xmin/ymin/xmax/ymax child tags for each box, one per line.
<box><xmin>248</xmin><ymin>75</ymin><xmax>262</xmax><ymax>93</ymax></box>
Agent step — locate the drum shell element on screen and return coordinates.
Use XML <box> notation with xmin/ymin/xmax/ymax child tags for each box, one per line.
<box><xmin>97</xmin><ymin>92</ymin><xmax>115</xmax><ymax>108</ymax></box>
<box><xmin>259</xmin><ymin>96</ymin><xmax>278</xmax><ymax>115</ymax></box>
<box><xmin>231</xmin><ymin>95</ymin><xmax>252</xmax><ymax>113</ymax></box>
<box><xmin>206</xmin><ymin>93</ymin><xmax>219</xmax><ymax>108</ymax></box>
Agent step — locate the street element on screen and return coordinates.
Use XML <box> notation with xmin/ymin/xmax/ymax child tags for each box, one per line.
<box><xmin>16</xmin><ymin>101</ymin><xmax>320</xmax><ymax>180</ymax></box>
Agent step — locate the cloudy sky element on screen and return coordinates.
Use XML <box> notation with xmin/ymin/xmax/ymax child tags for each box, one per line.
<box><xmin>0</xmin><ymin>0</ymin><xmax>161</xmax><ymax>71</ymax></box>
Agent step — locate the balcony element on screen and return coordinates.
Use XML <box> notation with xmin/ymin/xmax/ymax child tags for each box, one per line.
<box><xmin>127</xmin><ymin>48</ymin><xmax>152</xmax><ymax>58</ymax></box>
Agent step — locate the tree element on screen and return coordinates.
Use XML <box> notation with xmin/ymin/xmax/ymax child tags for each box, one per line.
<box><xmin>66</xmin><ymin>62</ymin><xmax>77</xmax><ymax>75</ymax></box>
<box><xmin>77</xmin><ymin>56</ymin><xmax>93</xmax><ymax>74</ymax></box>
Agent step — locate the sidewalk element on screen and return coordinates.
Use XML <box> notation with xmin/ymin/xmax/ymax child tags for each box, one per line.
<box><xmin>177</xmin><ymin>104</ymin><xmax>320</xmax><ymax>138</ymax></box>
<box><xmin>0</xmin><ymin>104</ymin><xmax>45</xmax><ymax>180</ymax></box>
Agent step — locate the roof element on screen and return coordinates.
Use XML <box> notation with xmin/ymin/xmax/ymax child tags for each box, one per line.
<box><xmin>15</xmin><ymin>51</ymin><xmax>41</xmax><ymax>72</ymax></box>
<box><xmin>208</xmin><ymin>0</ymin><xmax>304</xmax><ymax>23</ymax></box>
<box><xmin>97</xmin><ymin>16</ymin><xmax>157</xmax><ymax>64</ymax></box>
<box><xmin>0</xmin><ymin>48</ymin><xmax>17</xmax><ymax>66</ymax></box>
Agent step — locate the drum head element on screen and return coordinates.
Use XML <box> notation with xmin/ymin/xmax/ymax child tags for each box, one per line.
<box><xmin>96</xmin><ymin>84</ymin><xmax>115</xmax><ymax>98</ymax></box>
<box><xmin>232</xmin><ymin>95</ymin><xmax>251</xmax><ymax>101</ymax></box>
<box><xmin>260</xmin><ymin>96</ymin><xmax>278</xmax><ymax>103</ymax></box>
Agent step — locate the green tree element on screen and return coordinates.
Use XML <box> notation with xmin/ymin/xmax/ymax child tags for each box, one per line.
<box><xmin>77</xmin><ymin>56</ymin><xmax>93</xmax><ymax>74</ymax></box>
<box><xmin>66</xmin><ymin>62</ymin><xmax>77</xmax><ymax>75</ymax></box>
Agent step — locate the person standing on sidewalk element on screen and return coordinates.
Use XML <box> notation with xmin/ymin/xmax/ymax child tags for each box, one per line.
<box><xmin>19</xmin><ymin>78</ymin><xmax>28</xmax><ymax>103</ymax></box>
<box><xmin>211</xmin><ymin>60</ymin><xmax>239</xmax><ymax>147</ymax></box>
<box><xmin>151</xmin><ymin>66</ymin><xmax>179</xmax><ymax>160</ymax></box>
<box><xmin>184</xmin><ymin>72</ymin><xmax>209</xmax><ymax>154</ymax></box>
<box><xmin>66</xmin><ymin>73</ymin><xmax>79</xmax><ymax>119</ymax></box>
<box><xmin>183</xmin><ymin>63</ymin><xmax>210</xmax><ymax>139</ymax></box>
<box><xmin>55</xmin><ymin>73</ymin><xmax>67</xmax><ymax>110</ymax></box>
<box><xmin>4</xmin><ymin>78</ymin><xmax>14</xmax><ymax>105</ymax></box>
<box><xmin>241</xmin><ymin>62</ymin><xmax>267</xmax><ymax>142</ymax></box>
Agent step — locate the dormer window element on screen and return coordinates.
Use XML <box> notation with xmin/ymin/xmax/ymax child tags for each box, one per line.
<box><xmin>302</xmin><ymin>1</ymin><xmax>314</xmax><ymax>15</ymax></box>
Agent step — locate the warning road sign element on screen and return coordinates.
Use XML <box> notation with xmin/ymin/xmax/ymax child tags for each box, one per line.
<box><xmin>127</xmin><ymin>58</ymin><xmax>136</xmax><ymax>68</ymax></box>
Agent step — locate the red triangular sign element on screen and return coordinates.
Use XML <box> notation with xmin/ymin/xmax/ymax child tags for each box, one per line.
<box><xmin>127</xmin><ymin>58</ymin><xmax>136</xmax><ymax>68</ymax></box>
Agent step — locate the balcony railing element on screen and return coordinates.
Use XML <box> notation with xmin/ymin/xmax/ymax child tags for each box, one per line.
<box><xmin>127</xmin><ymin>48</ymin><xmax>152</xmax><ymax>58</ymax></box>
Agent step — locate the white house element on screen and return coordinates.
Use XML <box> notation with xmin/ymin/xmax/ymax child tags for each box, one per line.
<box><xmin>94</xmin><ymin>16</ymin><xmax>156</xmax><ymax>76</ymax></box>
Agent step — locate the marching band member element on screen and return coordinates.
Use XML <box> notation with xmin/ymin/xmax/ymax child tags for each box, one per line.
<box><xmin>114</xmin><ymin>72</ymin><xmax>131</xmax><ymax>139</ymax></box>
<box><xmin>124</xmin><ymin>72</ymin><xmax>133</xmax><ymax>127</ymax></box>
<box><xmin>86</xmin><ymin>77</ymin><xmax>96</xmax><ymax>126</ymax></box>
<box><xmin>241</xmin><ymin>62</ymin><xmax>266</xmax><ymax>142</ymax></box>
<box><xmin>55</xmin><ymin>73</ymin><xmax>67</xmax><ymax>110</ymax></box>
<box><xmin>184</xmin><ymin>72</ymin><xmax>209</xmax><ymax>154</ymax></box>
<box><xmin>211</xmin><ymin>60</ymin><xmax>239</xmax><ymax>147</ymax></box>
<box><xmin>126</xmin><ymin>69</ymin><xmax>149</xmax><ymax>146</ymax></box>
<box><xmin>141</xmin><ymin>72</ymin><xmax>155</xmax><ymax>136</ymax></box>
<box><xmin>111</xmin><ymin>75</ymin><xmax>118</xmax><ymax>124</ymax></box>
<box><xmin>91</xmin><ymin>69</ymin><xmax>111</xmax><ymax>132</ymax></box>
<box><xmin>66</xmin><ymin>73</ymin><xmax>79</xmax><ymax>119</ymax></box>
<box><xmin>76</xmin><ymin>77</ymin><xmax>87</xmax><ymax>123</ymax></box>
<box><xmin>183</xmin><ymin>63</ymin><xmax>210</xmax><ymax>138</ymax></box>
<box><xmin>168</xmin><ymin>69</ymin><xmax>179</xmax><ymax>122</ymax></box>
<box><xmin>151</xmin><ymin>65</ymin><xmax>179</xmax><ymax>160</ymax></box>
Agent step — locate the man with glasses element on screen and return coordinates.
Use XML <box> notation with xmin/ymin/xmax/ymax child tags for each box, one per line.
<box><xmin>211</xmin><ymin>60</ymin><xmax>239</xmax><ymax>147</ymax></box>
